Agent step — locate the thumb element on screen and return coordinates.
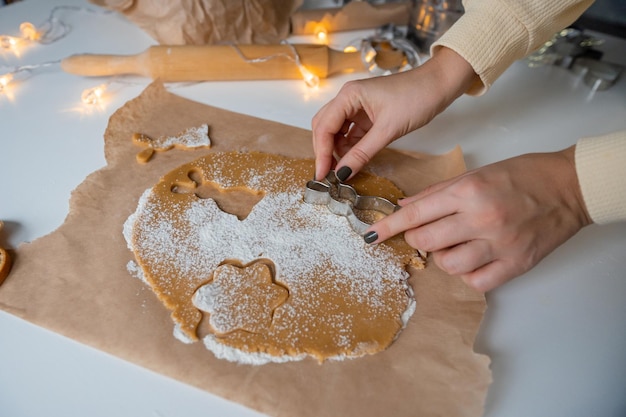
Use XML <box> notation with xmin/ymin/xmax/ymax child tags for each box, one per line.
<box><xmin>334</xmin><ymin>125</ymin><xmax>394</xmax><ymax>180</ymax></box>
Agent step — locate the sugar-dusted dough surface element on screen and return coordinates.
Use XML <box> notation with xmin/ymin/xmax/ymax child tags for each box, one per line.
<box><xmin>125</xmin><ymin>151</ymin><xmax>422</xmax><ymax>363</ymax></box>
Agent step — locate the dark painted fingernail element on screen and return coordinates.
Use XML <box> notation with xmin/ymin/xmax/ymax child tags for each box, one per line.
<box><xmin>363</xmin><ymin>231</ymin><xmax>378</xmax><ymax>244</ymax></box>
<box><xmin>336</xmin><ymin>166</ymin><xmax>352</xmax><ymax>182</ymax></box>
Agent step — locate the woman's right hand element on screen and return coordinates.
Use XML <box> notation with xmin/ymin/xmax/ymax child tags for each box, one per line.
<box><xmin>311</xmin><ymin>47</ymin><xmax>478</xmax><ymax>181</ymax></box>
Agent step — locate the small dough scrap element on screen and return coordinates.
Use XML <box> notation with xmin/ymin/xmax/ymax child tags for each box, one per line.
<box><xmin>135</xmin><ymin>147</ymin><xmax>155</xmax><ymax>164</ymax></box>
<box><xmin>0</xmin><ymin>222</ymin><xmax>12</xmax><ymax>285</ymax></box>
<box><xmin>0</xmin><ymin>248</ymin><xmax>11</xmax><ymax>285</ymax></box>
<box><xmin>132</xmin><ymin>124</ymin><xmax>211</xmax><ymax>163</ymax></box>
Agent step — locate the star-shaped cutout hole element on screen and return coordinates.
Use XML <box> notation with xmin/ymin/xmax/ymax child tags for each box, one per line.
<box><xmin>193</xmin><ymin>261</ymin><xmax>288</xmax><ymax>335</ymax></box>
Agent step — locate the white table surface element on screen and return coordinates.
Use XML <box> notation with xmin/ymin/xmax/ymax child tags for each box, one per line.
<box><xmin>1</xmin><ymin>1</ymin><xmax>625</xmax><ymax>416</ymax></box>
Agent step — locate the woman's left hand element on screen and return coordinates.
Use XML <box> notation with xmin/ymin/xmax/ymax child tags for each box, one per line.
<box><xmin>364</xmin><ymin>147</ymin><xmax>592</xmax><ymax>292</ymax></box>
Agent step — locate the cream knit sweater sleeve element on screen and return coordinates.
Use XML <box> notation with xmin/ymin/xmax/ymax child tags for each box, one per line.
<box><xmin>575</xmin><ymin>131</ymin><xmax>626</xmax><ymax>224</ymax></box>
<box><xmin>432</xmin><ymin>0</ymin><xmax>626</xmax><ymax>225</ymax></box>
<box><xmin>432</xmin><ymin>0</ymin><xmax>593</xmax><ymax>95</ymax></box>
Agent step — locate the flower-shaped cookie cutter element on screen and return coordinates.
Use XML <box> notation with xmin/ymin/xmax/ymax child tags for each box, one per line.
<box><xmin>303</xmin><ymin>171</ymin><xmax>400</xmax><ymax>236</ymax></box>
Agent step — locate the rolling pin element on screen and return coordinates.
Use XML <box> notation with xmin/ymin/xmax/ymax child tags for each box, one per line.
<box><xmin>61</xmin><ymin>44</ymin><xmax>382</xmax><ymax>82</ymax></box>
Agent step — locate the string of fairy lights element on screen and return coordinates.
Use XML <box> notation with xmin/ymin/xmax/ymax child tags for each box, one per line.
<box><xmin>1</xmin><ymin>5</ymin><xmax>114</xmax><ymax>49</ymax></box>
<box><xmin>0</xmin><ymin>5</ymin><xmax>330</xmax><ymax>108</ymax></box>
<box><xmin>0</xmin><ymin>5</ymin><xmax>119</xmax><ymax>105</ymax></box>
<box><xmin>1</xmin><ymin>5</ymin><xmax>421</xmax><ymax>108</ymax></box>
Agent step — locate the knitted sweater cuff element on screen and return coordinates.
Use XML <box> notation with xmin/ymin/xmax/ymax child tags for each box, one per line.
<box><xmin>575</xmin><ymin>131</ymin><xmax>626</xmax><ymax>224</ymax></box>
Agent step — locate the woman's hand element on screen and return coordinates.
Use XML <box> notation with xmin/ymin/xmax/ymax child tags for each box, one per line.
<box><xmin>311</xmin><ymin>47</ymin><xmax>478</xmax><ymax>181</ymax></box>
<box><xmin>364</xmin><ymin>147</ymin><xmax>593</xmax><ymax>292</ymax></box>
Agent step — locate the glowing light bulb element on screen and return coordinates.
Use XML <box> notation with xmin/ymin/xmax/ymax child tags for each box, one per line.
<box><xmin>0</xmin><ymin>73</ymin><xmax>13</xmax><ymax>93</ymax></box>
<box><xmin>315</xmin><ymin>26</ymin><xmax>329</xmax><ymax>45</ymax></box>
<box><xmin>0</xmin><ymin>35</ymin><xmax>20</xmax><ymax>50</ymax></box>
<box><xmin>81</xmin><ymin>83</ymin><xmax>108</xmax><ymax>105</ymax></box>
<box><xmin>363</xmin><ymin>48</ymin><xmax>377</xmax><ymax>64</ymax></box>
<box><xmin>19</xmin><ymin>22</ymin><xmax>41</xmax><ymax>41</ymax></box>
<box><xmin>298</xmin><ymin>65</ymin><xmax>319</xmax><ymax>89</ymax></box>
<box><xmin>343</xmin><ymin>45</ymin><xmax>358</xmax><ymax>53</ymax></box>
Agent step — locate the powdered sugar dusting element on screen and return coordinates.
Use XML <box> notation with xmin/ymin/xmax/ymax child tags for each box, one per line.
<box><xmin>202</xmin><ymin>334</ymin><xmax>307</xmax><ymax>365</ymax></box>
<box><xmin>173</xmin><ymin>323</ymin><xmax>195</xmax><ymax>344</ymax></box>
<box><xmin>124</xmin><ymin>152</ymin><xmax>416</xmax><ymax>364</ymax></box>
<box><xmin>153</xmin><ymin>124</ymin><xmax>211</xmax><ymax>150</ymax></box>
<box><xmin>126</xmin><ymin>260</ymin><xmax>149</xmax><ymax>286</ymax></box>
<box><xmin>193</xmin><ymin>262</ymin><xmax>287</xmax><ymax>334</ymax></box>
<box><xmin>131</xmin><ymin>190</ymin><xmax>409</xmax><ymax>293</ymax></box>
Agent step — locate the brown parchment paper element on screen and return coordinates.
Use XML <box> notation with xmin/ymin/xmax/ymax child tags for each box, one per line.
<box><xmin>0</xmin><ymin>82</ymin><xmax>491</xmax><ymax>417</ymax></box>
<box><xmin>90</xmin><ymin>0</ymin><xmax>302</xmax><ymax>45</ymax></box>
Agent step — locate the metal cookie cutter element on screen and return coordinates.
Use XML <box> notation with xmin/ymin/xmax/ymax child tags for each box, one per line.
<box><xmin>303</xmin><ymin>171</ymin><xmax>400</xmax><ymax>236</ymax></box>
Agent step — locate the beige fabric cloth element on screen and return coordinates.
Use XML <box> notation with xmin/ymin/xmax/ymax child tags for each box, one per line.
<box><xmin>90</xmin><ymin>0</ymin><xmax>302</xmax><ymax>45</ymax></box>
<box><xmin>432</xmin><ymin>0</ymin><xmax>626</xmax><ymax>225</ymax></box>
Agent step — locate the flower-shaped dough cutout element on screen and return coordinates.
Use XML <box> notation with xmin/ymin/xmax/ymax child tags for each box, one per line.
<box><xmin>132</xmin><ymin>124</ymin><xmax>211</xmax><ymax>163</ymax></box>
<box><xmin>193</xmin><ymin>261</ymin><xmax>289</xmax><ymax>335</ymax></box>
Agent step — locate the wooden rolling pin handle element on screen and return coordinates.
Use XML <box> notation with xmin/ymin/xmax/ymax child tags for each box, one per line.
<box><xmin>61</xmin><ymin>45</ymin><xmax>364</xmax><ymax>82</ymax></box>
<box><xmin>61</xmin><ymin>53</ymin><xmax>147</xmax><ymax>77</ymax></box>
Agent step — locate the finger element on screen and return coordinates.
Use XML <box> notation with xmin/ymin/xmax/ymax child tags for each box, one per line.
<box><xmin>336</xmin><ymin>117</ymin><xmax>375</xmax><ymax>159</ymax></box>
<box><xmin>312</xmin><ymin>127</ymin><xmax>337</xmax><ymax>180</ymax></box>
<box><xmin>365</xmin><ymin>191</ymin><xmax>458</xmax><ymax>244</ymax></box>
<box><xmin>347</xmin><ymin>111</ymin><xmax>373</xmax><ymax>137</ymax></box>
<box><xmin>402</xmin><ymin>214</ymin><xmax>477</xmax><ymax>252</ymax></box>
<box><xmin>312</xmin><ymin>84</ymin><xmax>369</xmax><ymax>180</ymax></box>
<box><xmin>332</xmin><ymin>126</ymin><xmax>374</xmax><ymax>171</ymax></box>
<box><xmin>458</xmin><ymin>260</ymin><xmax>519</xmax><ymax>293</ymax></box>
<box><xmin>334</xmin><ymin>124</ymin><xmax>394</xmax><ymax>180</ymax></box>
<box><xmin>430</xmin><ymin>239</ymin><xmax>494</xmax><ymax>276</ymax></box>
<box><xmin>339</xmin><ymin>119</ymin><xmax>353</xmax><ymax>136</ymax></box>
<box><xmin>312</xmin><ymin>137</ymin><xmax>336</xmax><ymax>180</ymax></box>
<box><xmin>312</xmin><ymin>102</ymin><xmax>353</xmax><ymax>180</ymax></box>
